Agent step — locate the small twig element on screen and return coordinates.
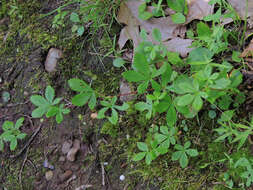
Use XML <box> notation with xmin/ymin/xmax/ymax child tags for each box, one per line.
<box><xmin>101</xmin><ymin>162</ymin><xmax>105</xmax><ymax>186</ymax></box>
<box><xmin>245</xmin><ymin>61</ymin><xmax>253</xmax><ymax>71</ymax></box>
<box><xmin>19</xmin><ymin>147</ymin><xmax>29</xmax><ymax>190</ymax></box>
<box><xmin>10</xmin><ymin>123</ymin><xmax>42</xmax><ymax>158</ymax></box>
<box><xmin>6</xmin><ymin>100</ymin><xmax>30</xmax><ymax>107</ymax></box>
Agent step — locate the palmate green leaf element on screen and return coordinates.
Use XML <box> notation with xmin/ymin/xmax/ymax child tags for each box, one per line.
<box><xmin>167</xmin><ymin>0</ymin><xmax>187</xmax><ymax>13</ymax></box>
<box><xmin>30</xmin><ymin>95</ymin><xmax>49</xmax><ymax>107</ymax></box>
<box><xmin>157</xmin><ymin>145</ymin><xmax>168</xmax><ymax>154</ymax></box>
<box><xmin>192</xmin><ymin>95</ymin><xmax>203</xmax><ymax>111</ymax></box>
<box><xmin>77</xmin><ymin>26</ymin><xmax>84</xmax><ymax>36</ymax></box>
<box><xmin>97</xmin><ymin>107</ymin><xmax>109</xmax><ymax>119</ymax></box>
<box><xmin>56</xmin><ymin>112</ymin><xmax>63</xmax><ymax>124</ymax></box>
<box><xmin>174</xmin><ymin>144</ymin><xmax>184</xmax><ymax>151</ymax></box>
<box><xmin>2</xmin><ymin>121</ymin><xmax>14</xmax><ymax>131</ymax></box>
<box><xmin>145</xmin><ymin>152</ymin><xmax>152</xmax><ymax>165</ymax></box>
<box><xmin>138</xmin><ymin>3</ymin><xmax>147</xmax><ymax>13</ymax></box>
<box><xmin>154</xmin><ymin>134</ymin><xmax>167</xmax><ymax>143</ymax></box>
<box><xmin>210</xmin><ymin>78</ymin><xmax>231</xmax><ymax>89</ymax></box>
<box><xmin>88</xmin><ymin>93</ymin><xmax>96</xmax><ymax>109</ymax></box>
<box><xmin>2</xmin><ymin>132</ymin><xmax>14</xmax><ymax>141</ymax></box>
<box><xmin>52</xmin><ymin>97</ymin><xmax>62</xmax><ymax>105</ymax></box>
<box><xmin>160</xmin><ymin>139</ymin><xmax>171</xmax><ymax>148</ymax></box>
<box><xmin>152</xmin><ymin>28</ymin><xmax>162</xmax><ymax>42</ymax></box>
<box><xmin>133</xmin><ymin>52</ymin><xmax>149</xmax><ymax>76</ymax></box>
<box><xmin>71</xmin><ymin>92</ymin><xmax>91</xmax><ymax>106</ymax></box>
<box><xmin>186</xmin><ymin>149</ymin><xmax>198</xmax><ymax>157</ymax></box>
<box><xmin>169</xmin><ymin>76</ymin><xmax>196</xmax><ymax>94</ymax></box>
<box><xmin>184</xmin><ymin>141</ymin><xmax>191</xmax><ymax>149</ymax></box>
<box><xmin>123</xmin><ymin>70</ymin><xmax>147</xmax><ymax>82</ymax></box>
<box><xmin>132</xmin><ymin>152</ymin><xmax>146</xmax><ymax>161</ymax></box>
<box><xmin>172</xmin><ymin>151</ymin><xmax>182</xmax><ymax>161</ymax></box>
<box><xmin>166</xmin><ymin>104</ymin><xmax>177</xmax><ymax>126</ymax></box>
<box><xmin>137</xmin><ymin>142</ymin><xmax>149</xmax><ymax>152</ymax></box>
<box><xmin>0</xmin><ymin>140</ymin><xmax>4</xmax><ymax>151</ymax></box>
<box><xmin>45</xmin><ymin>86</ymin><xmax>55</xmax><ymax>103</ymax></box>
<box><xmin>151</xmin><ymin>80</ymin><xmax>161</xmax><ymax>92</ymax></box>
<box><xmin>108</xmin><ymin>108</ymin><xmax>118</xmax><ymax>125</ymax></box>
<box><xmin>70</xmin><ymin>12</ymin><xmax>80</xmax><ymax>23</ymax></box>
<box><xmin>15</xmin><ymin>117</ymin><xmax>24</xmax><ymax>129</ymax></box>
<box><xmin>10</xmin><ymin>138</ymin><xmax>17</xmax><ymax>151</ymax></box>
<box><xmin>17</xmin><ymin>133</ymin><xmax>27</xmax><ymax>140</ymax></box>
<box><xmin>135</xmin><ymin>101</ymin><xmax>152</xmax><ymax>119</ymax></box>
<box><xmin>177</xmin><ymin>94</ymin><xmax>194</xmax><ymax>107</ymax></box>
<box><xmin>113</xmin><ymin>57</ymin><xmax>125</xmax><ymax>68</ymax></box>
<box><xmin>46</xmin><ymin>106</ymin><xmax>58</xmax><ymax>117</ymax></box>
<box><xmin>161</xmin><ymin>63</ymin><xmax>172</xmax><ymax>87</ymax></box>
<box><xmin>197</xmin><ymin>22</ymin><xmax>212</xmax><ymax>37</ymax></box>
<box><xmin>180</xmin><ymin>152</ymin><xmax>188</xmax><ymax>168</ymax></box>
<box><xmin>137</xmin><ymin>81</ymin><xmax>149</xmax><ymax>94</ymax></box>
<box><xmin>160</xmin><ymin>126</ymin><xmax>169</xmax><ymax>135</ymax></box>
<box><xmin>114</xmin><ymin>103</ymin><xmax>129</xmax><ymax>111</ymax></box>
<box><xmin>219</xmin><ymin>110</ymin><xmax>234</xmax><ymax>122</ymax></box>
<box><xmin>31</xmin><ymin>106</ymin><xmax>48</xmax><ymax>118</ymax></box>
<box><xmin>68</xmin><ymin>78</ymin><xmax>92</xmax><ymax>92</ymax></box>
<box><xmin>139</xmin><ymin>11</ymin><xmax>153</xmax><ymax>20</ymax></box>
<box><xmin>171</xmin><ymin>12</ymin><xmax>186</xmax><ymax>24</ymax></box>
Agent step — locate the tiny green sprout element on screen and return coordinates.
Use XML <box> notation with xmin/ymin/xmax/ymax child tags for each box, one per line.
<box><xmin>97</xmin><ymin>96</ymin><xmax>129</xmax><ymax>125</ymax></box>
<box><xmin>132</xmin><ymin>140</ymin><xmax>160</xmax><ymax>165</ymax></box>
<box><xmin>30</xmin><ymin>85</ymin><xmax>69</xmax><ymax>124</ymax></box>
<box><xmin>172</xmin><ymin>141</ymin><xmax>198</xmax><ymax>168</ymax></box>
<box><xmin>0</xmin><ymin>117</ymin><xmax>27</xmax><ymax>151</ymax></box>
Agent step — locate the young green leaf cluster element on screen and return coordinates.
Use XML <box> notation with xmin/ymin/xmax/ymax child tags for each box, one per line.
<box><xmin>0</xmin><ymin>117</ymin><xmax>26</xmax><ymax>151</ymax></box>
<box><xmin>133</xmin><ymin>125</ymin><xmax>198</xmax><ymax>168</ymax></box>
<box><xmin>138</xmin><ymin>0</ymin><xmax>188</xmax><ymax>24</ymax></box>
<box><xmin>30</xmin><ymin>86</ymin><xmax>70</xmax><ymax>124</ymax></box>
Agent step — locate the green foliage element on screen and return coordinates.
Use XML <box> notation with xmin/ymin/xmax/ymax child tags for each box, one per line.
<box><xmin>215</xmin><ymin>117</ymin><xmax>253</xmax><ymax>150</ymax></box>
<box><xmin>97</xmin><ymin>96</ymin><xmax>129</xmax><ymax>125</ymax></box>
<box><xmin>52</xmin><ymin>9</ymin><xmax>68</xmax><ymax>28</ymax></box>
<box><xmin>0</xmin><ymin>118</ymin><xmax>27</xmax><ymax>151</ymax></box>
<box><xmin>172</xmin><ymin>141</ymin><xmax>198</xmax><ymax>168</ymax></box>
<box><xmin>70</xmin><ymin>12</ymin><xmax>85</xmax><ymax>36</ymax></box>
<box><xmin>30</xmin><ymin>86</ymin><xmax>70</xmax><ymax>124</ymax></box>
<box><xmin>68</xmin><ymin>78</ymin><xmax>97</xmax><ymax>109</ymax></box>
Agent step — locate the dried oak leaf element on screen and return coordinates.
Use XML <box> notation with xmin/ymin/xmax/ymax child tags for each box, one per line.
<box><xmin>227</xmin><ymin>0</ymin><xmax>253</xmax><ymax>27</ymax></box>
<box><xmin>241</xmin><ymin>39</ymin><xmax>253</xmax><ymax>58</ymax></box>
<box><xmin>117</xmin><ymin>0</ymin><xmax>213</xmax><ymax>57</ymax></box>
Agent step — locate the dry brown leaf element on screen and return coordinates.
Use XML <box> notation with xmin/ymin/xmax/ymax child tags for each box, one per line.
<box><xmin>118</xmin><ymin>26</ymin><xmax>141</xmax><ymax>50</ymax></box>
<box><xmin>117</xmin><ymin>0</ymin><xmax>213</xmax><ymax>57</ymax></box>
<box><xmin>186</xmin><ymin>0</ymin><xmax>214</xmax><ymax>24</ymax></box>
<box><xmin>241</xmin><ymin>39</ymin><xmax>253</xmax><ymax>58</ymax></box>
<box><xmin>227</xmin><ymin>0</ymin><xmax>253</xmax><ymax>27</ymax></box>
<box><xmin>163</xmin><ymin>38</ymin><xmax>193</xmax><ymax>58</ymax></box>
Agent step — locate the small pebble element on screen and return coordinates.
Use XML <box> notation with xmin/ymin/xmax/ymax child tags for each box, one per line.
<box><xmin>59</xmin><ymin>156</ymin><xmax>66</xmax><ymax>162</ymax></box>
<box><xmin>90</xmin><ymin>113</ymin><xmax>98</xmax><ymax>119</ymax></box>
<box><xmin>119</xmin><ymin>175</ymin><xmax>125</xmax><ymax>181</ymax></box>
<box><xmin>44</xmin><ymin>48</ymin><xmax>63</xmax><ymax>73</ymax></box>
<box><xmin>45</xmin><ymin>171</ymin><xmax>53</xmax><ymax>181</ymax></box>
<box><xmin>23</xmin><ymin>91</ymin><xmax>29</xmax><ymax>96</ymax></box>
<box><xmin>59</xmin><ymin>170</ymin><xmax>73</xmax><ymax>182</ymax></box>
<box><xmin>62</xmin><ymin>140</ymin><xmax>72</xmax><ymax>155</ymax></box>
